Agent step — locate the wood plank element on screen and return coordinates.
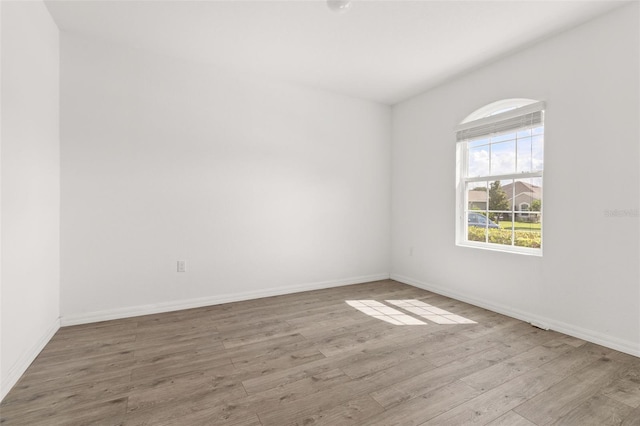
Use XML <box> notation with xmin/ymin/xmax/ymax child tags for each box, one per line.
<box><xmin>514</xmin><ymin>355</ymin><xmax>629</xmax><ymax>425</ymax></box>
<box><xmin>460</xmin><ymin>342</ymin><xmax>574</xmax><ymax>392</ymax></box>
<box><xmin>362</xmin><ymin>380</ymin><xmax>482</xmax><ymax>425</ymax></box>
<box><xmin>234</xmin><ymin>368</ymin><xmax>353</xmax><ymax>416</ymax></box>
<box><xmin>539</xmin><ymin>341</ymin><xmax>615</xmax><ymax>378</ymax></box>
<box><xmin>0</xmin><ymin>375</ymin><xmax>132</xmax><ymax>416</ymax></box>
<box><xmin>256</xmin><ymin>354</ymin><xmax>439</xmax><ymax>425</ymax></box>
<box><xmin>370</xmin><ymin>347</ymin><xmax>509</xmax><ymax>408</ymax></box>
<box><xmin>601</xmin><ymin>362</ymin><xmax>640</xmax><ymax>408</ymax></box>
<box><xmin>622</xmin><ymin>405</ymin><xmax>640</xmax><ymax>426</ymax></box>
<box><xmin>279</xmin><ymin>394</ymin><xmax>384</xmax><ymax>426</ymax></box>
<box><xmin>485</xmin><ymin>410</ymin><xmax>537</xmax><ymax>426</ymax></box>
<box><xmin>0</xmin><ymin>396</ymin><xmax>128</xmax><ymax>426</ymax></box>
<box><xmin>421</xmin><ymin>367</ymin><xmax>565</xmax><ymax>425</ymax></box>
<box><xmin>550</xmin><ymin>393</ymin><xmax>633</xmax><ymax>425</ymax></box>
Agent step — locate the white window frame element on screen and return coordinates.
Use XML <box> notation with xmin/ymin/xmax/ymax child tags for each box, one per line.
<box><xmin>455</xmin><ymin>100</ymin><xmax>545</xmax><ymax>256</ymax></box>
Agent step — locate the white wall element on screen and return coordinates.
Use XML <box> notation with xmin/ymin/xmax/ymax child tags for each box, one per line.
<box><xmin>60</xmin><ymin>34</ymin><xmax>391</xmax><ymax>322</ymax></box>
<box><xmin>391</xmin><ymin>3</ymin><xmax>640</xmax><ymax>356</ymax></box>
<box><xmin>1</xmin><ymin>1</ymin><xmax>60</xmax><ymax>399</ymax></box>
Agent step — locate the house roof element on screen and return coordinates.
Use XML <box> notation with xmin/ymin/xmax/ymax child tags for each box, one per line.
<box><xmin>502</xmin><ymin>181</ymin><xmax>542</xmax><ymax>200</ymax></box>
<box><xmin>468</xmin><ymin>190</ymin><xmax>488</xmax><ymax>203</ymax></box>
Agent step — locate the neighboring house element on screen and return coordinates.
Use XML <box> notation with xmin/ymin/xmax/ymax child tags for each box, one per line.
<box><xmin>502</xmin><ymin>181</ymin><xmax>542</xmax><ymax>221</ymax></box>
<box><xmin>467</xmin><ymin>182</ymin><xmax>541</xmax><ymax>222</ymax></box>
<box><xmin>467</xmin><ymin>189</ymin><xmax>487</xmax><ymax>210</ymax></box>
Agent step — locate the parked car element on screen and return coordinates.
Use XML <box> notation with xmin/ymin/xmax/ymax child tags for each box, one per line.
<box><xmin>468</xmin><ymin>212</ymin><xmax>500</xmax><ymax>228</ymax></box>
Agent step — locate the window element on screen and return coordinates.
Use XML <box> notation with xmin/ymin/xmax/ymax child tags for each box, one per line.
<box><xmin>456</xmin><ymin>99</ymin><xmax>544</xmax><ymax>255</ymax></box>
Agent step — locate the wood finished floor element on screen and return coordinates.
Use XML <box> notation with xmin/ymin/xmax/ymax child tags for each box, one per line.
<box><xmin>2</xmin><ymin>280</ymin><xmax>639</xmax><ymax>425</ymax></box>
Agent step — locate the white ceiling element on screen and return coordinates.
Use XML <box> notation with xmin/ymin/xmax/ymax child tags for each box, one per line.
<box><xmin>45</xmin><ymin>0</ymin><xmax>627</xmax><ymax>105</ymax></box>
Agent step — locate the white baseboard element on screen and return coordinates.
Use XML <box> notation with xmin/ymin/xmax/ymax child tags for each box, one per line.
<box><xmin>1</xmin><ymin>318</ymin><xmax>60</xmax><ymax>401</ymax></box>
<box><xmin>60</xmin><ymin>273</ymin><xmax>390</xmax><ymax>327</ymax></box>
<box><xmin>391</xmin><ymin>273</ymin><xmax>640</xmax><ymax>358</ymax></box>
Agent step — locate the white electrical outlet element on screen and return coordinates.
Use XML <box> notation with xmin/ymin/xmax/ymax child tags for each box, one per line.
<box><xmin>177</xmin><ymin>260</ymin><xmax>186</xmax><ymax>272</ymax></box>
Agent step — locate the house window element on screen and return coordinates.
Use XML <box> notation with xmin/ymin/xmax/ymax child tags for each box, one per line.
<box><xmin>456</xmin><ymin>99</ymin><xmax>544</xmax><ymax>255</ymax></box>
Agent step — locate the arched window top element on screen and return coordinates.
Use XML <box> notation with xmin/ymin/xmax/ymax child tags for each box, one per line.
<box><xmin>461</xmin><ymin>98</ymin><xmax>539</xmax><ymax>124</ymax></box>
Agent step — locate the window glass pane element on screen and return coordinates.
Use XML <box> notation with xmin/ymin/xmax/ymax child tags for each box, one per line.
<box><xmin>517</xmin><ymin>128</ymin><xmax>532</xmax><ymax>138</ymax></box>
<box><xmin>467</xmin><ymin>221</ymin><xmax>487</xmax><ymax>243</ymax></box>
<box><xmin>490</xmin><ymin>140</ymin><xmax>516</xmax><ymax>175</ymax></box>
<box><xmin>513</xmin><ymin>178</ymin><xmax>542</xmax><ymax>248</ymax></box>
<box><xmin>516</xmin><ymin>136</ymin><xmax>532</xmax><ymax>173</ymax></box>
<box><xmin>488</xmin><ymin>179</ymin><xmax>512</xmax><ymax>220</ymax></box>
<box><xmin>492</xmin><ymin>132</ymin><xmax>516</xmax><ymax>143</ymax></box>
<box><xmin>487</xmin><ymin>179</ymin><xmax>512</xmax><ymax>246</ymax></box>
<box><xmin>468</xmin><ymin>145</ymin><xmax>489</xmax><ymax>177</ymax></box>
<box><xmin>467</xmin><ymin>182</ymin><xmax>488</xmax><ymax>212</ymax></box>
<box><xmin>488</xmin><ymin>226</ymin><xmax>513</xmax><ymax>246</ymax></box>
<box><xmin>468</xmin><ymin>138</ymin><xmax>490</xmax><ymax>148</ymax></box>
<box><xmin>531</xmin><ymin>135</ymin><xmax>544</xmax><ymax>172</ymax></box>
<box><xmin>467</xmin><ymin>181</ymin><xmax>489</xmax><ymax>243</ymax></box>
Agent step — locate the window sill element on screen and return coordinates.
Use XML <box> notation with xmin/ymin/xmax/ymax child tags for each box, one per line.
<box><xmin>456</xmin><ymin>241</ymin><xmax>543</xmax><ymax>257</ymax></box>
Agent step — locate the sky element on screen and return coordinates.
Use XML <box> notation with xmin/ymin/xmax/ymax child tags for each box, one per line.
<box><xmin>467</xmin><ymin>126</ymin><xmax>543</xmax><ymax>178</ymax></box>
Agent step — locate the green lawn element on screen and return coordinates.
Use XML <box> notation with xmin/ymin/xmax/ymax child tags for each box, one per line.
<box><xmin>498</xmin><ymin>221</ymin><xmax>541</xmax><ymax>232</ymax></box>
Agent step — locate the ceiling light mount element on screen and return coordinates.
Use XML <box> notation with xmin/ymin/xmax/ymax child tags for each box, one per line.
<box><xmin>327</xmin><ymin>0</ymin><xmax>352</xmax><ymax>14</ymax></box>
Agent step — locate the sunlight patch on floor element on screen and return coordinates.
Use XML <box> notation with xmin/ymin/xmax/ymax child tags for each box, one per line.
<box><xmin>345</xmin><ymin>300</ymin><xmax>427</xmax><ymax>325</ymax></box>
<box><xmin>386</xmin><ymin>299</ymin><xmax>477</xmax><ymax>324</ymax></box>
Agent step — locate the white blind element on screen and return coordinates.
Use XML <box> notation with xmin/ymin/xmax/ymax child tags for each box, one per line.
<box><xmin>456</xmin><ymin>101</ymin><xmax>545</xmax><ymax>142</ymax></box>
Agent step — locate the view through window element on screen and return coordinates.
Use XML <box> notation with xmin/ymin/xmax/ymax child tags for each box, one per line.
<box><xmin>456</xmin><ymin>100</ymin><xmax>544</xmax><ymax>254</ymax></box>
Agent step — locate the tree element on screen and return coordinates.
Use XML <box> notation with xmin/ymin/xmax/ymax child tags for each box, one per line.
<box><xmin>489</xmin><ymin>181</ymin><xmax>510</xmax><ymax>221</ymax></box>
<box><xmin>530</xmin><ymin>199</ymin><xmax>542</xmax><ymax>223</ymax></box>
